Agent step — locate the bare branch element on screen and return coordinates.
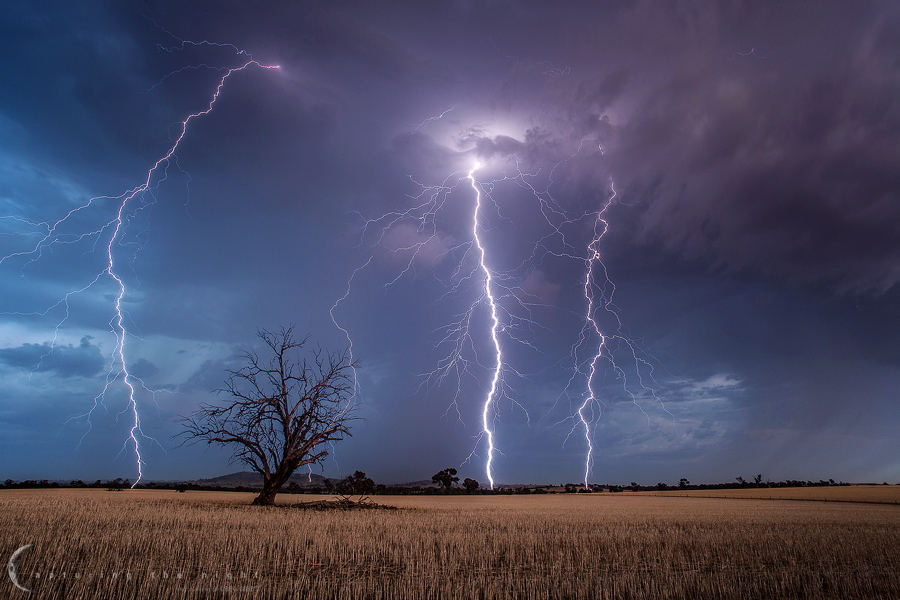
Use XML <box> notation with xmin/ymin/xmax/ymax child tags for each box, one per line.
<box><xmin>176</xmin><ymin>326</ymin><xmax>359</xmax><ymax>505</ymax></box>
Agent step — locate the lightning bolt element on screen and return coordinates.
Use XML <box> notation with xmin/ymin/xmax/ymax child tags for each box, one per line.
<box><xmin>331</xmin><ymin>128</ymin><xmax>673</xmax><ymax>488</ymax></box>
<box><xmin>467</xmin><ymin>162</ymin><xmax>500</xmax><ymax>489</ymax></box>
<box><xmin>563</xmin><ymin>174</ymin><xmax>675</xmax><ymax>489</ymax></box>
<box><xmin>574</xmin><ymin>179</ymin><xmax>616</xmax><ymax>490</ymax></box>
<box><xmin>1</xmin><ymin>27</ymin><xmax>278</xmax><ymax>485</ymax></box>
<box><xmin>330</xmin><ymin>155</ymin><xmax>512</xmax><ymax>489</ymax></box>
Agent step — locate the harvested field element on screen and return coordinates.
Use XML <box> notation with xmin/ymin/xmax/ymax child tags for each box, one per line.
<box><xmin>623</xmin><ymin>484</ymin><xmax>900</xmax><ymax>504</ymax></box>
<box><xmin>2</xmin><ymin>488</ymin><xmax>899</xmax><ymax>599</ymax></box>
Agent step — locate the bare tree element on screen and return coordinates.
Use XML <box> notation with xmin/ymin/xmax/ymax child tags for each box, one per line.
<box><xmin>178</xmin><ymin>326</ymin><xmax>358</xmax><ymax>506</ymax></box>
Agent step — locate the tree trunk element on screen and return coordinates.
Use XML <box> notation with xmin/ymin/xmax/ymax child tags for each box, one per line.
<box><xmin>252</xmin><ymin>471</ymin><xmax>290</xmax><ymax>506</ymax></box>
<box><xmin>252</xmin><ymin>484</ymin><xmax>279</xmax><ymax>506</ymax></box>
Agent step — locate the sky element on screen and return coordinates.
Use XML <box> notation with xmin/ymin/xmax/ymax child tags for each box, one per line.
<box><xmin>1</xmin><ymin>0</ymin><xmax>899</xmax><ymax>487</ymax></box>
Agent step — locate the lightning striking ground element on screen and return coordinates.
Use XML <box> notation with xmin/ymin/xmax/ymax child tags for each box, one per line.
<box><xmin>330</xmin><ymin>160</ymin><xmax>510</xmax><ymax>489</ymax></box>
<box><xmin>332</xmin><ymin>130</ymin><xmax>674</xmax><ymax>488</ymax></box>
<box><xmin>1</xmin><ymin>29</ymin><xmax>278</xmax><ymax>485</ymax></box>
<box><xmin>562</xmin><ymin>173</ymin><xmax>676</xmax><ymax>489</ymax></box>
<box><xmin>574</xmin><ymin>179</ymin><xmax>617</xmax><ymax>489</ymax></box>
<box><xmin>467</xmin><ymin>162</ymin><xmax>500</xmax><ymax>489</ymax></box>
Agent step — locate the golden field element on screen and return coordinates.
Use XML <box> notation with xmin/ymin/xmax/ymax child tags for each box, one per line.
<box><xmin>622</xmin><ymin>484</ymin><xmax>900</xmax><ymax>504</ymax></box>
<box><xmin>2</xmin><ymin>488</ymin><xmax>899</xmax><ymax>599</ymax></box>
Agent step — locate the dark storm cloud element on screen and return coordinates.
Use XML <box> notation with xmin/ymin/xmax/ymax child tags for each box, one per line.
<box><xmin>0</xmin><ymin>336</ymin><xmax>104</xmax><ymax>378</ymax></box>
<box><xmin>0</xmin><ymin>4</ymin><xmax>179</xmax><ymax>172</ymax></box>
<box><xmin>128</xmin><ymin>357</ymin><xmax>159</xmax><ymax>380</ymax></box>
<box><xmin>178</xmin><ymin>358</ymin><xmax>231</xmax><ymax>394</ymax></box>
<box><xmin>471</xmin><ymin>135</ymin><xmax>526</xmax><ymax>160</ymax></box>
<box><xmin>574</xmin><ymin>2</ymin><xmax>900</xmax><ymax>294</ymax></box>
<box><xmin>334</xmin><ymin>1</ymin><xmax>900</xmax><ymax>296</ymax></box>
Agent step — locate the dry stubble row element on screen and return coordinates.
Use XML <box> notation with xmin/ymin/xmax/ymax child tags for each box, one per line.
<box><xmin>1</xmin><ymin>489</ymin><xmax>899</xmax><ymax>599</ymax></box>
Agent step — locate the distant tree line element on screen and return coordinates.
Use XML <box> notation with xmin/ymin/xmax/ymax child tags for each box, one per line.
<box><xmin>3</xmin><ymin>475</ymin><xmax>893</xmax><ymax>494</ymax></box>
<box><xmin>613</xmin><ymin>476</ymin><xmax>860</xmax><ymax>493</ymax></box>
<box><xmin>1</xmin><ymin>478</ymin><xmax>136</xmax><ymax>490</ymax></box>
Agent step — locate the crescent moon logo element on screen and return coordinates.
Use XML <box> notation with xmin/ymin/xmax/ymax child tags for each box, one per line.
<box><xmin>7</xmin><ymin>544</ymin><xmax>32</xmax><ymax>593</ymax></box>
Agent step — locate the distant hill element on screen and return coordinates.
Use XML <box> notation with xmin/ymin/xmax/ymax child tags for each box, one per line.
<box><xmin>394</xmin><ymin>480</ymin><xmax>441</xmax><ymax>488</ymax></box>
<box><xmin>189</xmin><ymin>473</ymin><xmax>478</xmax><ymax>490</ymax></box>
<box><xmin>190</xmin><ymin>471</ymin><xmax>328</xmax><ymax>488</ymax></box>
